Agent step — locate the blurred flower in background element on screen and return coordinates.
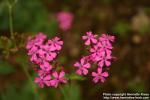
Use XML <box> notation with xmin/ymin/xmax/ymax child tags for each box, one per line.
<box><xmin>56</xmin><ymin>11</ymin><xmax>74</xmax><ymax>31</ymax></box>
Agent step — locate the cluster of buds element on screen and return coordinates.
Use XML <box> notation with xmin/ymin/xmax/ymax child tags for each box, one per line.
<box><xmin>26</xmin><ymin>33</ymin><xmax>67</xmax><ymax>88</ymax></box>
<box><xmin>74</xmin><ymin>31</ymin><xmax>115</xmax><ymax>83</ymax></box>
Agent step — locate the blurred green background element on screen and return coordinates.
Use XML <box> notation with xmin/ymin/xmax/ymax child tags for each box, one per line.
<box><xmin>0</xmin><ymin>0</ymin><xmax>150</xmax><ymax>100</ymax></box>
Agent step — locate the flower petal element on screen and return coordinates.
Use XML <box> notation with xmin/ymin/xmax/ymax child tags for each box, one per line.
<box><xmin>76</xmin><ymin>69</ymin><xmax>82</xmax><ymax>75</ymax></box>
<box><xmin>105</xmin><ymin>60</ymin><xmax>111</xmax><ymax>66</ymax></box>
<box><xmin>83</xmin><ymin>68</ymin><xmax>88</xmax><ymax>75</ymax></box>
<box><xmin>97</xmin><ymin>68</ymin><xmax>102</xmax><ymax>74</ymax></box>
<box><xmin>53</xmin><ymin>72</ymin><xmax>58</xmax><ymax>78</ymax></box>
<box><xmin>102</xmin><ymin>72</ymin><xmax>109</xmax><ymax>77</ymax></box>
<box><xmin>59</xmin><ymin>71</ymin><xmax>65</xmax><ymax>78</ymax></box>
<box><xmin>92</xmin><ymin>72</ymin><xmax>97</xmax><ymax>77</ymax></box>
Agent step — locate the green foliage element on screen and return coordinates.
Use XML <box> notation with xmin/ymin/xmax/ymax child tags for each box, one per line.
<box><xmin>0</xmin><ymin>82</ymin><xmax>39</xmax><ymax>100</ymax></box>
<box><xmin>127</xmin><ymin>79</ymin><xmax>146</xmax><ymax>92</ymax></box>
<box><xmin>0</xmin><ymin>36</ymin><xmax>12</xmax><ymax>55</ymax></box>
<box><xmin>0</xmin><ymin>0</ymin><xmax>58</xmax><ymax>37</ymax></box>
<box><xmin>138</xmin><ymin>25</ymin><xmax>149</xmax><ymax>35</ymax></box>
<box><xmin>0</xmin><ymin>60</ymin><xmax>15</xmax><ymax>74</ymax></box>
<box><xmin>46</xmin><ymin>17</ymin><xmax>58</xmax><ymax>37</ymax></box>
<box><xmin>0</xmin><ymin>34</ymin><xmax>22</xmax><ymax>56</ymax></box>
<box><xmin>67</xmin><ymin>73</ymin><xmax>86</xmax><ymax>81</ymax></box>
<box><xmin>113</xmin><ymin>21</ymin><xmax>130</xmax><ymax>36</ymax></box>
<box><xmin>57</xmin><ymin>56</ymin><xmax>67</xmax><ymax>63</ymax></box>
<box><xmin>15</xmin><ymin>51</ymin><xmax>28</xmax><ymax>66</ymax></box>
<box><xmin>61</xmin><ymin>83</ymin><xmax>81</xmax><ymax>100</ymax></box>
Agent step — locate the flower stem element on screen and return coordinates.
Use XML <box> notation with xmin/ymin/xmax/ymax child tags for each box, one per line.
<box><xmin>59</xmin><ymin>85</ymin><xmax>68</xmax><ymax>100</ymax></box>
<box><xmin>8</xmin><ymin>5</ymin><xmax>14</xmax><ymax>40</ymax></box>
<box><xmin>6</xmin><ymin>0</ymin><xmax>18</xmax><ymax>46</ymax></box>
<box><xmin>22</xmin><ymin>65</ymin><xmax>36</xmax><ymax>92</ymax></box>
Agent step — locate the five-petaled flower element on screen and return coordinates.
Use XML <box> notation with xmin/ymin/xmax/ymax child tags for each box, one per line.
<box><xmin>92</xmin><ymin>68</ymin><xmax>109</xmax><ymax>83</ymax></box>
<box><xmin>74</xmin><ymin>58</ymin><xmax>91</xmax><ymax>75</ymax></box>
<box><xmin>48</xmin><ymin>37</ymin><xmax>63</xmax><ymax>51</ymax></box>
<box><xmin>82</xmin><ymin>31</ymin><xmax>97</xmax><ymax>45</ymax></box>
<box><xmin>34</xmin><ymin>75</ymin><xmax>51</xmax><ymax>88</ymax></box>
<box><xmin>50</xmin><ymin>71</ymin><xmax>67</xmax><ymax>88</ymax></box>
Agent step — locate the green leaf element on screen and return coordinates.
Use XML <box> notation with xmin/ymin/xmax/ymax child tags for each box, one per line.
<box><xmin>61</xmin><ymin>83</ymin><xmax>81</xmax><ymax>100</ymax></box>
<box><xmin>0</xmin><ymin>60</ymin><xmax>15</xmax><ymax>74</ymax></box>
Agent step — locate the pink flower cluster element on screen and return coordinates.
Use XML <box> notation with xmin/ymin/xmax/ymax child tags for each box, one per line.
<box><xmin>26</xmin><ymin>33</ymin><xmax>67</xmax><ymax>88</ymax></box>
<box><xmin>74</xmin><ymin>31</ymin><xmax>115</xmax><ymax>83</ymax></box>
<box><xmin>56</xmin><ymin>11</ymin><xmax>73</xmax><ymax>31</ymax></box>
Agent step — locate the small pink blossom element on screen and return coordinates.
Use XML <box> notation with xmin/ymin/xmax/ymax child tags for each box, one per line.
<box><xmin>39</xmin><ymin>62</ymin><xmax>52</xmax><ymax>71</ymax></box>
<box><xmin>27</xmin><ymin>45</ymin><xmax>38</xmax><ymax>56</ymax></box>
<box><xmin>37</xmin><ymin>69</ymin><xmax>50</xmax><ymax>77</ymax></box>
<box><xmin>40</xmin><ymin>45</ymin><xmax>57</xmax><ymax>61</ymax></box>
<box><xmin>96</xmin><ymin>40</ymin><xmax>113</xmax><ymax>51</ymax></box>
<box><xmin>48</xmin><ymin>37</ymin><xmax>63</xmax><ymax>51</ymax></box>
<box><xmin>26</xmin><ymin>32</ymin><xmax>46</xmax><ymax>50</ymax></box>
<box><xmin>99</xmin><ymin>34</ymin><xmax>115</xmax><ymax>42</ymax></box>
<box><xmin>90</xmin><ymin>46</ymin><xmax>102</xmax><ymax>61</ymax></box>
<box><xmin>50</xmin><ymin>71</ymin><xmax>67</xmax><ymax>88</ymax></box>
<box><xmin>82</xmin><ymin>31</ymin><xmax>97</xmax><ymax>45</ymax></box>
<box><xmin>92</xmin><ymin>68</ymin><xmax>109</xmax><ymax>83</ymax></box>
<box><xmin>56</xmin><ymin>11</ymin><xmax>73</xmax><ymax>31</ymax></box>
<box><xmin>98</xmin><ymin>51</ymin><xmax>112</xmax><ymax>67</ymax></box>
<box><xmin>34</xmin><ymin>75</ymin><xmax>51</xmax><ymax>88</ymax></box>
<box><xmin>74</xmin><ymin>58</ymin><xmax>91</xmax><ymax>75</ymax></box>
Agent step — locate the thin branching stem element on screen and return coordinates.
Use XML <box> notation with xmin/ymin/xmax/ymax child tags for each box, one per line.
<box><xmin>8</xmin><ymin>5</ymin><xmax>14</xmax><ymax>40</ymax></box>
<box><xmin>6</xmin><ymin>0</ymin><xmax>18</xmax><ymax>43</ymax></box>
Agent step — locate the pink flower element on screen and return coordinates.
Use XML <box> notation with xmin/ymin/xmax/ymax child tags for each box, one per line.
<box><xmin>56</xmin><ymin>11</ymin><xmax>73</xmax><ymax>31</ymax></box>
<box><xmin>90</xmin><ymin>46</ymin><xmax>102</xmax><ymax>61</ymax></box>
<box><xmin>50</xmin><ymin>71</ymin><xmax>67</xmax><ymax>88</ymax></box>
<box><xmin>26</xmin><ymin>32</ymin><xmax>46</xmax><ymax>50</ymax></box>
<box><xmin>96</xmin><ymin>40</ymin><xmax>113</xmax><ymax>51</ymax></box>
<box><xmin>98</xmin><ymin>51</ymin><xmax>112</xmax><ymax>67</ymax></box>
<box><xmin>27</xmin><ymin>35</ymin><xmax>62</xmax><ymax>64</ymax></box>
<box><xmin>48</xmin><ymin>37</ymin><xmax>63</xmax><ymax>51</ymax></box>
<box><xmin>82</xmin><ymin>55</ymin><xmax>93</xmax><ymax>62</ymax></box>
<box><xmin>27</xmin><ymin>45</ymin><xmax>38</xmax><ymax>56</ymax></box>
<box><xmin>34</xmin><ymin>75</ymin><xmax>51</xmax><ymax>88</ymax></box>
<box><xmin>74</xmin><ymin>58</ymin><xmax>91</xmax><ymax>75</ymax></box>
<box><xmin>74</xmin><ymin>32</ymin><xmax>115</xmax><ymax>84</ymax></box>
<box><xmin>82</xmin><ymin>31</ymin><xmax>97</xmax><ymax>45</ymax></box>
<box><xmin>26</xmin><ymin>33</ymin><xmax>67</xmax><ymax>88</ymax></box>
<box><xmin>39</xmin><ymin>61</ymin><xmax>52</xmax><ymax>71</ymax></box>
<box><xmin>92</xmin><ymin>68</ymin><xmax>109</xmax><ymax>83</ymax></box>
<box><xmin>37</xmin><ymin>69</ymin><xmax>50</xmax><ymax>77</ymax></box>
<box><xmin>40</xmin><ymin>45</ymin><xmax>57</xmax><ymax>61</ymax></box>
<box><xmin>99</xmin><ymin>34</ymin><xmax>115</xmax><ymax>42</ymax></box>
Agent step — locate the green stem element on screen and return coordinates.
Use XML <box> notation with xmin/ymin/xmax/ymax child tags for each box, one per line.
<box><xmin>21</xmin><ymin>64</ymin><xmax>40</xmax><ymax>100</ymax></box>
<box><xmin>59</xmin><ymin>86</ymin><xmax>66</xmax><ymax>98</ymax></box>
<box><xmin>8</xmin><ymin>6</ymin><xmax>14</xmax><ymax>40</ymax></box>
<box><xmin>21</xmin><ymin>65</ymin><xmax>36</xmax><ymax>93</ymax></box>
